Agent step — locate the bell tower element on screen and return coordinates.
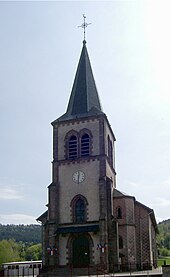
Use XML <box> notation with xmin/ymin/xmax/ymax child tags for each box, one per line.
<box><xmin>38</xmin><ymin>39</ymin><xmax>119</xmax><ymax>272</ymax></box>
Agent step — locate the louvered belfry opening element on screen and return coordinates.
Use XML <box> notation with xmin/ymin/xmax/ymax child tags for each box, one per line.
<box><xmin>68</xmin><ymin>135</ymin><xmax>78</xmax><ymax>159</ymax></box>
<box><xmin>81</xmin><ymin>133</ymin><xmax>90</xmax><ymax>157</ymax></box>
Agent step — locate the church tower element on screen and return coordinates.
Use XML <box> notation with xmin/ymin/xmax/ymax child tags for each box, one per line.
<box><xmin>38</xmin><ymin>39</ymin><xmax>119</xmax><ymax>272</ymax></box>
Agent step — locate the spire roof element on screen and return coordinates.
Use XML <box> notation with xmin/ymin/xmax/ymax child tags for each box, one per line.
<box><xmin>55</xmin><ymin>41</ymin><xmax>104</xmax><ymax>123</ymax></box>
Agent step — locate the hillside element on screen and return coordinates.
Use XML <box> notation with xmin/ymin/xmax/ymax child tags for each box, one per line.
<box><xmin>0</xmin><ymin>224</ymin><xmax>41</xmax><ymax>244</ymax></box>
<box><xmin>0</xmin><ymin>220</ymin><xmax>169</xmax><ymax>251</ymax></box>
<box><xmin>157</xmin><ymin>219</ymin><xmax>170</xmax><ymax>255</ymax></box>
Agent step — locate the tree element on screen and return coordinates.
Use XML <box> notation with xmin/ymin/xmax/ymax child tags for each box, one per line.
<box><xmin>157</xmin><ymin>219</ymin><xmax>170</xmax><ymax>257</ymax></box>
<box><xmin>0</xmin><ymin>239</ymin><xmax>21</xmax><ymax>266</ymax></box>
<box><xmin>160</xmin><ymin>247</ymin><xmax>170</xmax><ymax>257</ymax></box>
<box><xmin>25</xmin><ymin>244</ymin><xmax>42</xmax><ymax>260</ymax></box>
<box><xmin>0</xmin><ymin>224</ymin><xmax>41</xmax><ymax>243</ymax></box>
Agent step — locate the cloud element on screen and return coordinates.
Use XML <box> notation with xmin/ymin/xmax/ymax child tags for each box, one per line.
<box><xmin>128</xmin><ymin>181</ymin><xmax>140</xmax><ymax>188</ymax></box>
<box><xmin>0</xmin><ymin>214</ymin><xmax>38</xmax><ymax>225</ymax></box>
<box><xmin>153</xmin><ymin>197</ymin><xmax>170</xmax><ymax>208</ymax></box>
<box><xmin>156</xmin><ymin>217</ymin><xmax>164</xmax><ymax>224</ymax></box>
<box><xmin>161</xmin><ymin>178</ymin><xmax>170</xmax><ymax>188</ymax></box>
<box><xmin>0</xmin><ymin>187</ymin><xmax>23</xmax><ymax>200</ymax></box>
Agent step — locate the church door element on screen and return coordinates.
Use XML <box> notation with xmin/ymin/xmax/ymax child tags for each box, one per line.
<box><xmin>72</xmin><ymin>235</ymin><xmax>90</xmax><ymax>267</ymax></box>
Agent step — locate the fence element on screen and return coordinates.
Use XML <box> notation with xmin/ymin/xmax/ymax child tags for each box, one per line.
<box><xmin>2</xmin><ymin>261</ymin><xmax>42</xmax><ymax>277</ymax></box>
<box><xmin>1</xmin><ymin>261</ymin><xmax>167</xmax><ymax>277</ymax></box>
<box><xmin>40</xmin><ymin>262</ymin><xmax>163</xmax><ymax>276</ymax></box>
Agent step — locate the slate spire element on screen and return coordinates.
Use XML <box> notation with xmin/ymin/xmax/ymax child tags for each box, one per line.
<box><xmin>56</xmin><ymin>40</ymin><xmax>104</xmax><ymax>122</ymax></box>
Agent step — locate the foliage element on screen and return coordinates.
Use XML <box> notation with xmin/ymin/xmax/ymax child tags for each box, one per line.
<box><xmin>0</xmin><ymin>240</ymin><xmax>42</xmax><ymax>268</ymax></box>
<box><xmin>0</xmin><ymin>224</ymin><xmax>42</xmax><ymax>268</ymax></box>
<box><xmin>160</xmin><ymin>247</ymin><xmax>170</xmax><ymax>257</ymax></box>
<box><xmin>0</xmin><ymin>239</ymin><xmax>22</xmax><ymax>265</ymax></box>
<box><xmin>0</xmin><ymin>224</ymin><xmax>41</xmax><ymax>243</ymax></box>
<box><xmin>25</xmin><ymin>244</ymin><xmax>42</xmax><ymax>260</ymax></box>
<box><xmin>157</xmin><ymin>219</ymin><xmax>170</xmax><ymax>257</ymax></box>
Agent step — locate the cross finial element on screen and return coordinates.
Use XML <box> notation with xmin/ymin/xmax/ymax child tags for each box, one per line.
<box><xmin>78</xmin><ymin>14</ymin><xmax>91</xmax><ymax>42</ymax></box>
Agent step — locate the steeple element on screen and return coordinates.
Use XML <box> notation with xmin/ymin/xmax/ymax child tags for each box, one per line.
<box><xmin>55</xmin><ymin>41</ymin><xmax>104</xmax><ymax>123</ymax></box>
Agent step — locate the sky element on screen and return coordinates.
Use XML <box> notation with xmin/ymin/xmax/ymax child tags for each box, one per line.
<box><xmin>0</xmin><ymin>0</ymin><xmax>170</xmax><ymax>225</ymax></box>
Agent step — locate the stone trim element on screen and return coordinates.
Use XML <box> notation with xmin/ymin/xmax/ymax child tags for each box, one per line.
<box><xmin>51</xmin><ymin>114</ymin><xmax>104</xmax><ymax>127</ymax></box>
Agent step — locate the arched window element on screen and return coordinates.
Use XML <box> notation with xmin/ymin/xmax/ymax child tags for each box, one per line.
<box><xmin>68</xmin><ymin>135</ymin><xmax>78</xmax><ymax>159</ymax></box>
<box><xmin>81</xmin><ymin>133</ymin><xmax>90</xmax><ymax>157</ymax></box>
<box><xmin>117</xmin><ymin>207</ymin><xmax>122</xmax><ymax>219</ymax></box>
<box><xmin>75</xmin><ymin>198</ymin><xmax>86</xmax><ymax>223</ymax></box>
<box><xmin>71</xmin><ymin>195</ymin><xmax>88</xmax><ymax>223</ymax></box>
<box><xmin>119</xmin><ymin>236</ymin><xmax>123</xmax><ymax>249</ymax></box>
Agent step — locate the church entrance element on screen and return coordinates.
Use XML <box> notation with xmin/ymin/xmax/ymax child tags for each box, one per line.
<box><xmin>72</xmin><ymin>235</ymin><xmax>90</xmax><ymax>267</ymax></box>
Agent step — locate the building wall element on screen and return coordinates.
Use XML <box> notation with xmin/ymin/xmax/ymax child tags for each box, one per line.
<box><xmin>104</xmin><ymin>119</ymin><xmax>116</xmax><ymax>170</ymax></box>
<box><xmin>59</xmin><ymin>234</ymin><xmax>68</xmax><ymax>265</ymax></box>
<box><xmin>58</xmin><ymin>160</ymin><xmax>100</xmax><ymax>223</ymax></box>
<box><xmin>113</xmin><ymin>195</ymin><xmax>158</xmax><ymax>269</ymax></box>
<box><xmin>93</xmin><ymin>233</ymin><xmax>101</xmax><ymax>264</ymax></box>
<box><xmin>151</xmin><ymin>222</ymin><xmax>157</xmax><ymax>267</ymax></box>
<box><xmin>113</xmin><ymin>196</ymin><xmax>136</xmax><ymax>267</ymax></box>
<box><xmin>47</xmin><ymin>116</ymin><xmax>117</xmax><ymax>268</ymax></box>
<box><xmin>135</xmin><ymin>204</ymin><xmax>151</xmax><ymax>266</ymax></box>
<box><xmin>57</xmin><ymin>232</ymin><xmax>101</xmax><ymax>266</ymax></box>
<box><xmin>56</xmin><ymin>118</ymin><xmax>100</xmax><ymax>160</ymax></box>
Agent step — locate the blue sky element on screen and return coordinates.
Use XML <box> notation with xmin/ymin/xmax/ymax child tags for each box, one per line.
<box><xmin>0</xmin><ymin>1</ymin><xmax>170</xmax><ymax>224</ymax></box>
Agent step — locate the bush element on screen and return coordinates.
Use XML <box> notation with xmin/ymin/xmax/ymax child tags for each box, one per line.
<box><xmin>160</xmin><ymin>247</ymin><xmax>170</xmax><ymax>257</ymax></box>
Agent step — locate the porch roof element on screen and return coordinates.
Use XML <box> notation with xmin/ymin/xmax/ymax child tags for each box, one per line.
<box><xmin>55</xmin><ymin>224</ymin><xmax>99</xmax><ymax>234</ymax></box>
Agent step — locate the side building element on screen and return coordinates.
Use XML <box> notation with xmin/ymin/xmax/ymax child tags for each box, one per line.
<box><xmin>113</xmin><ymin>189</ymin><xmax>158</xmax><ymax>270</ymax></box>
<box><xmin>37</xmin><ymin>40</ymin><xmax>158</xmax><ymax>273</ymax></box>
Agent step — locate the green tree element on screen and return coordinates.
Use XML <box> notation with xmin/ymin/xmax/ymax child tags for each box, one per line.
<box><xmin>0</xmin><ymin>239</ymin><xmax>21</xmax><ymax>266</ymax></box>
<box><xmin>25</xmin><ymin>244</ymin><xmax>42</xmax><ymax>260</ymax></box>
<box><xmin>160</xmin><ymin>247</ymin><xmax>170</xmax><ymax>257</ymax></box>
<box><xmin>157</xmin><ymin>219</ymin><xmax>170</xmax><ymax>257</ymax></box>
<box><xmin>164</xmin><ymin>234</ymin><xmax>170</xmax><ymax>250</ymax></box>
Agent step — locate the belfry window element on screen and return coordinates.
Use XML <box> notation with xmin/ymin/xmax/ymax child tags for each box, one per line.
<box><xmin>75</xmin><ymin>198</ymin><xmax>86</xmax><ymax>223</ymax></box>
<box><xmin>66</xmin><ymin>129</ymin><xmax>92</xmax><ymax>160</ymax></box>
<box><xmin>81</xmin><ymin>133</ymin><xmax>90</xmax><ymax>157</ymax></box>
<box><xmin>68</xmin><ymin>135</ymin><xmax>78</xmax><ymax>159</ymax></box>
<box><xmin>117</xmin><ymin>207</ymin><xmax>122</xmax><ymax>219</ymax></box>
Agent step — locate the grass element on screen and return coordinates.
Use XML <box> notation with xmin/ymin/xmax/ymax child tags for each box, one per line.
<box><xmin>158</xmin><ymin>257</ymin><xmax>170</xmax><ymax>266</ymax></box>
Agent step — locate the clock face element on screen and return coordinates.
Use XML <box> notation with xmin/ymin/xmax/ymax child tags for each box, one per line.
<box><xmin>72</xmin><ymin>171</ymin><xmax>85</xmax><ymax>183</ymax></box>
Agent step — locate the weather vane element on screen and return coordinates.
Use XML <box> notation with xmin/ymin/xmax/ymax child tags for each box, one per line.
<box><xmin>78</xmin><ymin>14</ymin><xmax>91</xmax><ymax>41</ymax></box>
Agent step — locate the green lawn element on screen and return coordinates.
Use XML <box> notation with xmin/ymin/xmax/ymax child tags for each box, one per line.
<box><xmin>158</xmin><ymin>257</ymin><xmax>170</xmax><ymax>266</ymax></box>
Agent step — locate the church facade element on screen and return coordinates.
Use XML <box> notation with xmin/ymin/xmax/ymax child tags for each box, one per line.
<box><xmin>37</xmin><ymin>40</ymin><xmax>158</xmax><ymax>273</ymax></box>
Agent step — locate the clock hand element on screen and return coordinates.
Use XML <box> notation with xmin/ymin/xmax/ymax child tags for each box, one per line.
<box><xmin>78</xmin><ymin>171</ymin><xmax>80</xmax><ymax>184</ymax></box>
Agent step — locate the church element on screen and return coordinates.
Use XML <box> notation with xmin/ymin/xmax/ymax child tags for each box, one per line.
<box><xmin>37</xmin><ymin>38</ymin><xmax>158</xmax><ymax>274</ymax></box>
